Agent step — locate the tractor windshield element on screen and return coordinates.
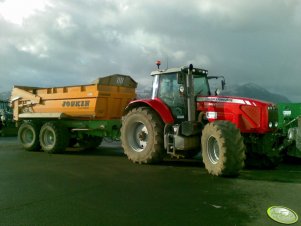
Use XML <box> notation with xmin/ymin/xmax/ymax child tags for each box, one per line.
<box><xmin>155</xmin><ymin>72</ymin><xmax>210</xmax><ymax>120</ymax></box>
<box><xmin>157</xmin><ymin>73</ymin><xmax>210</xmax><ymax>101</ymax></box>
<box><xmin>194</xmin><ymin>76</ymin><xmax>210</xmax><ymax>96</ymax></box>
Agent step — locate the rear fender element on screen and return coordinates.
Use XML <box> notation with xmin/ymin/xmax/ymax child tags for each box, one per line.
<box><xmin>123</xmin><ymin>98</ymin><xmax>174</xmax><ymax>124</ymax></box>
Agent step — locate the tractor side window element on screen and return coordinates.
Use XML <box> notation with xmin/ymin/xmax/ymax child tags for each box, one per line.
<box><xmin>158</xmin><ymin>74</ymin><xmax>178</xmax><ymax>106</ymax></box>
<box><xmin>158</xmin><ymin>73</ymin><xmax>185</xmax><ymax>120</ymax></box>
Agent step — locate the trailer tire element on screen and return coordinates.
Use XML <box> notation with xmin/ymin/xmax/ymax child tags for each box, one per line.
<box><xmin>18</xmin><ymin>121</ymin><xmax>41</xmax><ymax>151</ymax></box>
<box><xmin>39</xmin><ymin>122</ymin><xmax>69</xmax><ymax>153</ymax></box>
<box><xmin>201</xmin><ymin>121</ymin><xmax>246</xmax><ymax>177</ymax></box>
<box><xmin>121</xmin><ymin>107</ymin><xmax>165</xmax><ymax>164</ymax></box>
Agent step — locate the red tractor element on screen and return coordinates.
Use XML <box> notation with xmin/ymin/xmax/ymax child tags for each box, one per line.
<box><xmin>121</xmin><ymin>63</ymin><xmax>280</xmax><ymax>176</ymax></box>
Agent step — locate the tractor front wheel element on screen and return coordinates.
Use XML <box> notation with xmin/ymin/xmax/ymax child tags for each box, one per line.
<box><xmin>201</xmin><ymin>121</ymin><xmax>246</xmax><ymax>177</ymax></box>
<box><xmin>121</xmin><ymin>107</ymin><xmax>165</xmax><ymax>164</ymax></box>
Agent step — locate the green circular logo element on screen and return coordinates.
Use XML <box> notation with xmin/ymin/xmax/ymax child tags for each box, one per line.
<box><xmin>267</xmin><ymin>206</ymin><xmax>298</xmax><ymax>224</ymax></box>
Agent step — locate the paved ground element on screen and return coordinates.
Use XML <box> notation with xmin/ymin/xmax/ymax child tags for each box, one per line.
<box><xmin>0</xmin><ymin>136</ymin><xmax>300</xmax><ymax>226</ymax></box>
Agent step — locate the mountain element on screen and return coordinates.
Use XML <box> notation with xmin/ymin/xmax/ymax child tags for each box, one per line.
<box><xmin>221</xmin><ymin>83</ymin><xmax>290</xmax><ymax>103</ymax></box>
<box><xmin>0</xmin><ymin>91</ymin><xmax>11</xmax><ymax>101</ymax></box>
<box><xmin>136</xmin><ymin>83</ymin><xmax>290</xmax><ymax>103</ymax></box>
<box><xmin>0</xmin><ymin>82</ymin><xmax>290</xmax><ymax>103</ymax></box>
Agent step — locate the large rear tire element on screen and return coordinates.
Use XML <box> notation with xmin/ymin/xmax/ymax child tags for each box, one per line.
<box><xmin>39</xmin><ymin>122</ymin><xmax>69</xmax><ymax>153</ymax></box>
<box><xmin>18</xmin><ymin>121</ymin><xmax>41</xmax><ymax>151</ymax></box>
<box><xmin>121</xmin><ymin>107</ymin><xmax>165</xmax><ymax>164</ymax></box>
<box><xmin>201</xmin><ymin>121</ymin><xmax>246</xmax><ymax>177</ymax></box>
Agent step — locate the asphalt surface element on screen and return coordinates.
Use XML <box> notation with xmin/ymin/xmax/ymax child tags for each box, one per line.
<box><xmin>0</xmin><ymin>136</ymin><xmax>301</xmax><ymax>226</ymax></box>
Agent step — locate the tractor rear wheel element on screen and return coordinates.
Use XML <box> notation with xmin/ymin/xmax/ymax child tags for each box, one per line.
<box><xmin>121</xmin><ymin>107</ymin><xmax>165</xmax><ymax>164</ymax></box>
<box><xmin>18</xmin><ymin>121</ymin><xmax>41</xmax><ymax>151</ymax></box>
<box><xmin>201</xmin><ymin>121</ymin><xmax>246</xmax><ymax>177</ymax></box>
<box><xmin>39</xmin><ymin>122</ymin><xmax>69</xmax><ymax>153</ymax></box>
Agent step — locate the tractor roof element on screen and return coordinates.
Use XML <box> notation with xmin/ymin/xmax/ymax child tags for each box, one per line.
<box><xmin>150</xmin><ymin>67</ymin><xmax>182</xmax><ymax>76</ymax></box>
<box><xmin>151</xmin><ymin>66</ymin><xmax>208</xmax><ymax>76</ymax></box>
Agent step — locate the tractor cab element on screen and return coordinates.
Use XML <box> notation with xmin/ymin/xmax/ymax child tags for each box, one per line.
<box><xmin>150</xmin><ymin>65</ymin><xmax>211</xmax><ymax>122</ymax></box>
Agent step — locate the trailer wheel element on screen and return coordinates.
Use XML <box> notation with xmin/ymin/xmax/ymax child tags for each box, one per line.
<box><xmin>18</xmin><ymin>121</ymin><xmax>41</xmax><ymax>151</ymax></box>
<box><xmin>121</xmin><ymin>107</ymin><xmax>165</xmax><ymax>164</ymax></box>
<box><xmin>39</xmin><ymin>122</ymin><xmax>69</xmax><ymax>153</ymax></box>
<box><xmin>201</xmin><ymin>121</ymin><xmax>246</xmax><ymax>177</ymax></box>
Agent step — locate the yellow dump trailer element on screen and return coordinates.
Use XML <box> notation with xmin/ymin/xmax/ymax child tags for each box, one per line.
<box><xmin>11</xmin><ymin>74</ymin><xmax>137</xmax><ymax>121</ymax></box>
<box><xmin>10</xmin><ymin>74</ymin><xmax>137</xmax><ymax>153</ymax></box>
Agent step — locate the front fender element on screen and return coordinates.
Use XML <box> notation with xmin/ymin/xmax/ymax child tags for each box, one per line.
<box><xmin>124</xmin><ymin>98</ymin><xmax>174</xmax><ymax>124</ymax></box>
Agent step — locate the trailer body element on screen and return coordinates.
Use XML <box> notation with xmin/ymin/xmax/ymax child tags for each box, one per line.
<box><xmin>11</xmin><ymin>74</ymin><xmax>137</xmax><ymax>153</ymax></box>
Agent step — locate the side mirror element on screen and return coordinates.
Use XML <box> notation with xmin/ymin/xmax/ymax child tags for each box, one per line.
<box><xmin>221</xmin><ymin>79</ymin><xmax>226</xmax><ymax>90</ymax></box>
<box><xmin>177</xmin><ymin>72</ymin><xmax>184</xmax><ymax>84</ymax></box>
<box><xmin>215</xmin><ymin>88</ymin><xmax>221</xmax><ymax>96</ymax></box>
<box><xmin>179</xmin><ymin>85</ymin><xmax>185</xmax><ymax>95</ymax></box>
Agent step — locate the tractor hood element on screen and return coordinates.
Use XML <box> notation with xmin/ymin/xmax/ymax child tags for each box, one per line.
<box><xmin>197</xmin><ymin>95</ymin><xmax>275</xmax><ymax>107</ymax></box>
<box><xmin>196</xmin><ymin>95</ymin><xmax>278</xmax><ymax>134</ymax></box>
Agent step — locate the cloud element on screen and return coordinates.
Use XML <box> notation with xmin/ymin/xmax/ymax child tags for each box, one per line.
<box><xmin>0</xmin><ymin>0</ymin><xmax>51</xmax><ymax>25</ymax></box>
<box><xmin>0</xmin><ymin>0</ymin><xmax>301</xmax><ymax>101</ymax></box>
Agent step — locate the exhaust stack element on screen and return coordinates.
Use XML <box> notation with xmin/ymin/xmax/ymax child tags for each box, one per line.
<box><xmin>186</xmin><ymin>64</ymin><xmax>195</xmax><ymax>122</ymax></box>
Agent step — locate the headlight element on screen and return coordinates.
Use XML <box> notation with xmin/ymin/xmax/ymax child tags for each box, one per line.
<box><xmin>269</xmin><ymin>122</ymin><xmax>273</xmax><ymax>128</ymax></box>
<box><xmin>274</xmin><ymin>122</ymin><xmax>278</xmax><ymax>127</ymax></box>
<box><xmin>206</xmin><ymin>112</ymin><xmax>218</xmax><ymax>119</ymax></box>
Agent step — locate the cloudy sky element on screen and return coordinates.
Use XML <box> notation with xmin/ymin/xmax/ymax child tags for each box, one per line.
<box><xmin>0</xmin><ymin>0</ymin><xmax>301</xmax><ymax>101</ymax></box>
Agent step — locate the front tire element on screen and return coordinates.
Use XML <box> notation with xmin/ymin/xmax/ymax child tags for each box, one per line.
<box><xmin>39</xmin><ymin>122</ymin><xmax>69</xmax><ymax>153</ymax></box>
<box><xmin>121</xmin><ymin>107</ymin><xmax>165</xmax><ymax>164</ymax></box>
<box><xmin>201</xmin><ymin>121</ymin><xmax>246</xmax><ymax>177</ymax></box>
